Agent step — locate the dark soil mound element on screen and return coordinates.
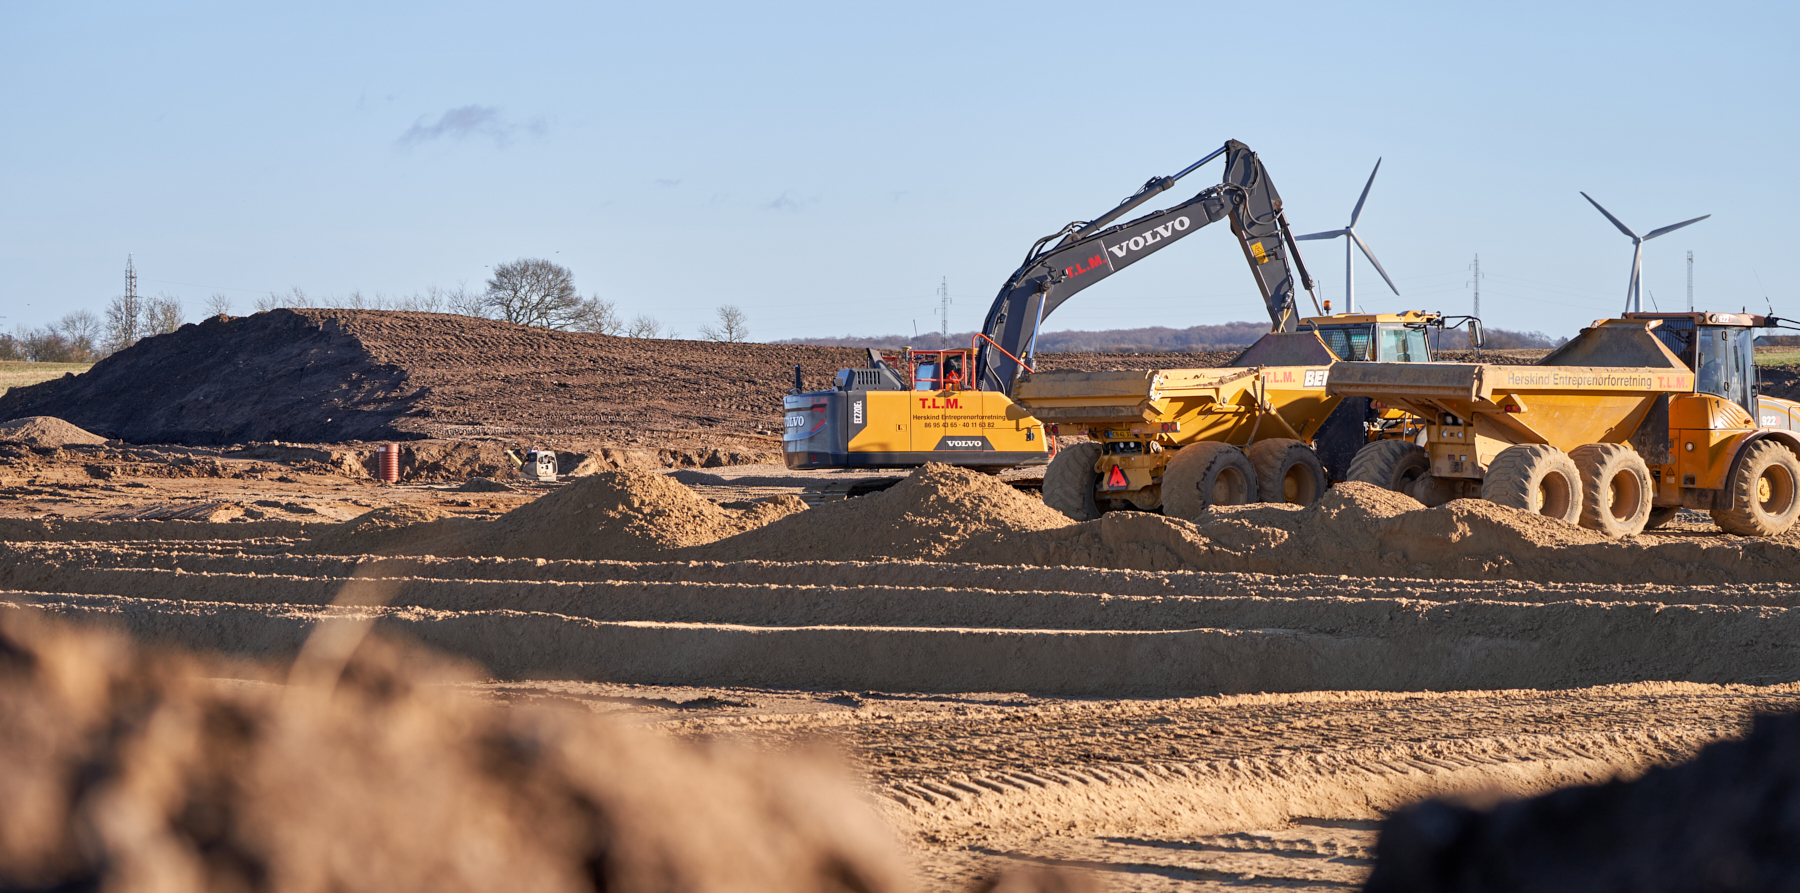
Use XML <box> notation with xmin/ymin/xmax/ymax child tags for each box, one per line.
<box><xmin>0</xmin><ymin>311</ymin><xmax>417</xmax><ymax>445</ymax></box>
<box><xmin>0</xmin><ymin>310</ymin><xmax>868</xmax><ymax>446</ymax></box>
<box><xmin>1365</xmin><ymin>710</ymin><xmax>1800</xmax><ymax>892</ymax></box>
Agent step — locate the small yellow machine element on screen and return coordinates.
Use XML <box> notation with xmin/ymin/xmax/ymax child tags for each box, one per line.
<box><xmin>1330</xmin><ymin>312</ymin><xmax>1800</xmax><ymax>537</ymax></box>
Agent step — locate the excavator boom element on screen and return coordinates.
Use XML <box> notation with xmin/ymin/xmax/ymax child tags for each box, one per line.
<box><xmin>974</xmin><ymin>140</ymin><xmax>1316</xmax><ymax>392</ymax></box>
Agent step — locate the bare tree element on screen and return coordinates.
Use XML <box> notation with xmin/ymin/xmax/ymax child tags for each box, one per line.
<box><xmin>205</xmin><ymin>293</ymin><xmax>232</xmax><ymax>317</ymax></box>
<box><xmin>625</xmin><ymin>314</ymin><xmax>665</xmax><ymax>338</ymax></box>
<box><xmin>446</xmin><ymin>283</ymin><xmax>488</xmax><ymax>317</ymax></box>
<box><xmin>482</xmin><ymin>258</ymin><xmax>593</xmax><ymax>328</ymax></box>
<box><xmin>105</xmin><ymin>291</ymin><xmax>144</xmax><ymax>354</ymax></box>
<box><xmin>569</xmin><ymin>296</ymin><xmax>622</xmax><ymax>334</ymax></box>
<box><xmin>698</xmin><ymin>304</ymin><xmax>750</xmax><ymax>343</ymax></box>
<box><xmin>56</xmin><ymin>310</ymin><xmax>102</xmax><ymax>361</ymax></box>
<box><xmin>146</xmin><ymin>294</ymin><xmax>185</xmax><ymax>335</ymax></box>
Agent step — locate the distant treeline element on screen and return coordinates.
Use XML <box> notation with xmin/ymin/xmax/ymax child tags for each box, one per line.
<box><xmin>781</xmin><ymin>322</ymin><xmax>1569</xmax><ymax>353</ymax></box>
<box><xmin>1758</xmin><ymin>335</ymin><xmax>1800</xmax><ymax>347</ymax></box>
<box><xmin>777</xmin><ymin>321</ymin><xmax>1273</xmax><ymax>354</ymax></box>
<box><xmin>1477</xmin><ymin>328</ymin><xmax>1568</xmax><ymax>350</ymax></box>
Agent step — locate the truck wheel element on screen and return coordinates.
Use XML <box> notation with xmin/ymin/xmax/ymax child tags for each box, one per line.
<box><xmin>1570</xmin><ymin>443</ymin><xmax>1653</xmax><ymax>537</ymax></box>
<box><xmin>1346</xmin><ymin>440</ymin><xmax>1430</xmax><ymax>492</ymax></box>
<box><xmin>1710</xmin><ymin>439</ymin><xmax>1800</xmax><ymax>536</ymax></box>
<box><xmin>1042</xmin><ymin>441</ymin><xmax>1102</xmax><ymax>522</ymax></box>
<box><xmin>1163</xmin><ymin>442</ymin><xmax>1259</xmax><ymax>521</ymax></box>
<box><xmin>1481</xmin><ymin>444</ymin><xmax>1582</xmax><ymax>525</ymax></box>
<box><xmin>1248</xmin><ymin>438</ymin><xmax>1327</xmax><ymax>505</ymax></box>
<box><xmin>1644</xmin><ymin>506</ymin><xmax>1681</xmax><ymax>529</ymax></box>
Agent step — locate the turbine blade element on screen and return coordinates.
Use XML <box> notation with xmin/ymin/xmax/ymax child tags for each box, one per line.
<box><xmin>1581</xmin><ymin>192</ymin><xmax>1639</xmax><ymax>239</ymax></box>
<box><xmin>1294</xmin><ymin>229</ymin><xmax>1348</xmax><ymax>241</ymax></box>
<box><xmin>1349</xmin><ymin>158</ymin><xmax>1382</xmax><ymax>227</ymax></box>
<box><xmin>1643</xmin><ymin>214</ymin><xmax>1711</xmax><ymax>241</ymax></box>
<box><xmin>1351</xmin><ymin>231</ymin><xmax>1400</xmax><ymax>295</ymax></box>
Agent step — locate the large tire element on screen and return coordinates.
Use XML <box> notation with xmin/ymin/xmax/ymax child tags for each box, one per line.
<box><xmin>1643</xmin><ymin>506</ymin><xmax>1681</xmax><ymax>530</ymax></box>
<box><xmin>1042</xmin><ymin>441</ymin><xmax>1102</xmax><ymax>522</ymax></box>
<box><xmin>1162</xmin><ymin>442</ymin><xmax>1258</xmax><ymax>521</ymax></box>
<box><xmin>1247</xmin><ymin>438</ymin><xmax>1327</xmax><ymax>505</ymax></box>
<box><xmin>1711</xmin><ymin>439</ymin><xmax>1800</xmax><ymax>536</ymax></box>
<box><xmin>1346</xmin><ymin>440</ymin><xmax>1430</xmax><ymax>492</ymax></box>
<box><xmin>1570</xmin><ymin>443</ymin><xmax>1653</xmax><ymax>537</ymax></box>
<box><xmin>1481</xmin><ymin>444</ymin><xmax>1582</xmax><ymax>525</ymax></box>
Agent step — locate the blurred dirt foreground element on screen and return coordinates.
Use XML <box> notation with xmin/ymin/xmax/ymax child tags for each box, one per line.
<box><xmin>0</xmin><ymin>611</ymin><xmax>915</xmax><ymax>893</ymax></box>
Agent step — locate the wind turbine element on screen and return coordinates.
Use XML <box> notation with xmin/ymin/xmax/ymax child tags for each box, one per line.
<box><xmin>1580</xmin><ymin>192</ymin><xmax>1709</xmax><ymax>313</ymax></box>
<box><xmin>1296</xmin><ymin>158</ymin><xmax>1399</xmax><ymax>314</ymax></box>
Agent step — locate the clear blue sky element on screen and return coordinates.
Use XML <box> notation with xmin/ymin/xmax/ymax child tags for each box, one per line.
<box><xmin>3</xmin><ymin>1</ymin><xmax>1794</xmax><ymax>342</ymax></box>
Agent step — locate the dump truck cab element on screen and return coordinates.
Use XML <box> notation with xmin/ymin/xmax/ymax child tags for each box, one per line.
<box><xmin>1629</xmin><ymin>311</ymin><xmax>1769</xmax><ymax>421</ymax></box>
<box><xmin>1300</xmin><ymin>311</ymin><xmax>1478</xmax><ymax>476</ymax></box>
<box><xmin>1300</xmin><ymin>310</ymin><xmax>1443</xmax><ymax>363</ymax></box>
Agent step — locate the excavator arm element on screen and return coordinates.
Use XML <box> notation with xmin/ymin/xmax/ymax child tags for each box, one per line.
<box><xmin>974</xmin><ymin>140</ymin><xmax>1316</xmax><ymax>393</ymax></box>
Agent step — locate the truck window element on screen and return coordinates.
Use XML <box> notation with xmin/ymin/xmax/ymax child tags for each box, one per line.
<box><xmin>1313</xmin><ymin>325</ymin><xmax>1375</xmax><ymax>361</ymax></box>
<box><xmin>1378</xmin><ymin>325</ymin><xmax>1432</xmax><ymax>363</ymax></box>
<box><xmin>1694</xmin><ymin>327</ymin><xmax>1757</xmax><ymax>414</ymax></box>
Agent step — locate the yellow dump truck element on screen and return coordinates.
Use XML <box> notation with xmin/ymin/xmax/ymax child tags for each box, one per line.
<box><xmin>1013</xmin><ymin>311</ymin><xmax>1479</xmax><ymax>521</ymax></box>
<box><xmin>1329</xmin><ymin>312</ymin><xmax>1800</xmax><ymax>537</ymax></box>
<box><xmin>1016</xmin><ymin>332</ymin><xmax>1342</xmax><ymax>520</ymax></box>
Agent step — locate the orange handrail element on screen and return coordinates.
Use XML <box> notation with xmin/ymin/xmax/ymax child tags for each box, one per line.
<box><xmin>971</xmin><ymin>333</ymin><xmax>1034</xmax><ymax>375</ymax></box>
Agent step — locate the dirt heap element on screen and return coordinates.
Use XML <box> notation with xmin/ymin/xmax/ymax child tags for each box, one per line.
<box><xmin>1365</xmin><ymin>709</ymin><xmax>1800</xmax><ymax>892</ymax></box>
<box><xmin>0</xmin><ymin>610</ymin><xmax>908</xmax><ymax>893</ymax></box>
<box><xmin>307</xmin><ymin>470</ymin><xmax>807</xmax><ymax>560</ymax></box>
<box><xmin>947</xmin><ymin>483</ymin><xmax>1795</xmax><ymax>584</ymax></box>
<box><xmin>686</xmin><ymin>464</ymin><xmax>1071</xmax><ymax>563</ymax></box>
<box><xmin>0</xmin><ymin>309</ymin><xmax>868</xmax><ymax>447</ymax></box>
<box><xmin>0</xmin><ymin>416</ymin><xmax>106</xmax><ymax>447</ymax></box>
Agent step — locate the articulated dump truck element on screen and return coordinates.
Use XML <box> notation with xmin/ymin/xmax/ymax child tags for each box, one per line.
<box><xmin>1016</xmin><ymin>331</ymin><xmax>1345</xmax><ymax>521</ymax></box>
<box><xmin>1329</xmin><ymin>312</ymin><xmax>1800</xmax><ymax>537</ymax></box>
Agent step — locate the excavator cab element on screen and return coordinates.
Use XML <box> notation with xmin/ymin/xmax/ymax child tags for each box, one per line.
<box><xmin>911</xmin><ymin>350</ymin><xmax>969</xmax><ymax>391</ymax></box>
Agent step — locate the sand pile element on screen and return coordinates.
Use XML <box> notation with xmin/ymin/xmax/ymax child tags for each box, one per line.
<box><xmin>1366</xmin><ymin>709</ymin><xmax>1800</xmax><ymax>892</ymax></box>
<box><xmin>952</xmin><ymin>483</ymin><xmax>1800</xmax><ymax>584</ymax></box>
<box><xmin>0</xmin><ymin>610</ymin><xmax>909</xmax><ymax>893</ymax></box>
<box><xmin>306</xmin><ymin>471</ymin><xmax>806</xmax><ymax>560</ymax></box>
<box><xmin>0</xmin><ymin>416</ymin><xmax>106</xmax><ymax>447</ymax></box>
<box><xmin>685</xmin><ymin>464</ymin><xmax>1071</xmax><ymax>563</ymax></box>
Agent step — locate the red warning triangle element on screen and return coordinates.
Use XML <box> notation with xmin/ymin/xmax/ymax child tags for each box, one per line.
<box><xmin>1105</xmin><ymin>465</ymin><xmax>1128</xmax><ymax>488</ymax></box>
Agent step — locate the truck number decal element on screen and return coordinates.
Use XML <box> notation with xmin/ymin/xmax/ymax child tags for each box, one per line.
<box><xmin>1303</xmin><ymin>369</ymin><xmax>1329</xmax><ymax>388</ymax></box>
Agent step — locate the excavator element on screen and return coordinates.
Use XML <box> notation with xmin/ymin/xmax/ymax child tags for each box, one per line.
<box><xmin>783</xmin><ymin>140</ymin><xmax>1321</xmax><ymax>476</ymax></box>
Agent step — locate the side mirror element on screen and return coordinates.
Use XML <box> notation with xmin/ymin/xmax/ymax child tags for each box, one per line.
<box><xmin>1469</xmin><ymin>319</ymin><xmax>1485</xmax><ymax>350</ymax></box>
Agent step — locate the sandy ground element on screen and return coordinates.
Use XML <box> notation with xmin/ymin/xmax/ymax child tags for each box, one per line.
<box><xmin>3</xmin><ymin>438</ymin><xmax>1798</xmax><ymax>890</ymax></box>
